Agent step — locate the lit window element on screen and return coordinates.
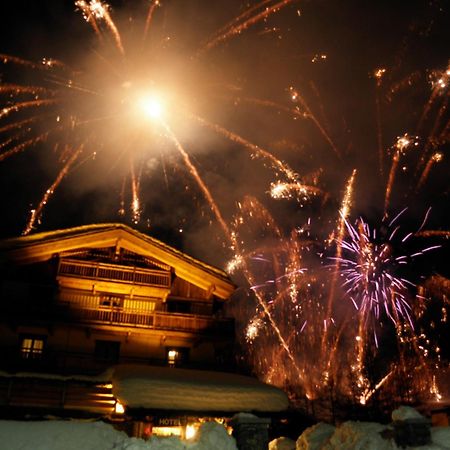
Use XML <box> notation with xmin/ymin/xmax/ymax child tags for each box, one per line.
<box><xmin>152</xmin><ymin>426</ymin><xmax>182</xmax><ymax>437</ymax></box>
<box><xmin>99</xmin><ymin>294</ymin><xmax>124</xmax><ymax>309</ymax></box>
<box><xmin>185</xmin><ymin>424</ymin><xmax>198</xmax><ymax>440</ymax></box>
<box><xmin>114</xmin><ymin>401</ymin><xmax>125</xmax><ymax>414</ymax></box>
<box><xmin>166</xmin><ymin>347</ymin><xmax>189</xmax><ymax>367</ymax></box>
<box><xmin>167</xmin><ymin>349</ymin><xmax>179</xmax><ymax>367</ymax></box>
<box><xmin>21</xmin><ymin>337</ymin><xmax>44</xmax><ymax>359</ymax></box>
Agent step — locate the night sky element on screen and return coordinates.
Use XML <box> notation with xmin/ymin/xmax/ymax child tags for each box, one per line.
<box><xmin>1</xmin><ymin>0</ymin><xmax>449</xmax><ymax>409</ymax></box>
<box><xmin>0</xmin><ymin>0</ymin><xmax>448</xmax><ymax>271</ymax></box>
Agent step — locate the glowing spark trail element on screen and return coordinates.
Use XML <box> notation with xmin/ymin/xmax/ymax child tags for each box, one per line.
<box><xmin>201</xmin><ymin>0</ymin><xmax>296</xmax><ymax>54</ymax></box>
<box><xmin>239</xmin><ymin>95</ymin><xmax>341</xmax><ymax>159</ymax></box>
<box><xmin>0</xmin><ymin>132</ymin><xmax>50</xmax><ymax>163</ymax></box>
<box><xmin>164</xmin><ymin>123</ymin><xmax>307</xmax><ymax>388</ymax></box>
<box><xmin>143</xmin><ymin>0</ymin><xmax>161</xmax><ymax>43</ymax></box>
<box><xmin>162</xmin><ymin>121</ymin><xmax>230</xmax><ymax>238</ymax></box>
<box><xmin>24</xmin><ymin>145</ymin><xmax>84</xmax><ymax>235</ymax></box>
<box><xmin>76</xmin><ymin>0</ymin><xmax>125</xmax><ymax>55</ymax></box>
<box><xmin>374</xmin><ymin>68</ymin><xmax>386</xmax><ymax>175</ymax></box>
<box><xmin>189</xmin><ymin>113</ymin><xmax>300</xmax><ymax>183</ymax></box>
<box><xmin>270</xmin><ymin>181</ymin><xmax>326</xmax><ymax>201</ymax></box>
<box><xmin>384</xmin><ymin>134</ymin><xmax>418</xmax><ymax>216</ymax></box>
<box><xmin>416</xmin><ymin>152</ymin><xmax>443</xmax><ymax>192</ymax></box>
<box><xmin>322</xmin><ymin>169</ymin><xmax>357</xmax><ymax>352</ymax></box>
<box><xmin>288</xmin><ymin>87</ymin><xmax>341</xmax><ymax>158</ymax></box>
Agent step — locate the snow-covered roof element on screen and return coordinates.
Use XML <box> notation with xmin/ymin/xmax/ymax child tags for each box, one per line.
<box><xmin>0</xmin><ymin>369</ymin><xmax>113</xmax><ymax>383</ymax></box>
<box><xmin>112</xmin><ymin>365</ymin><xmax>289</xmax><ymax>413</ymax></box>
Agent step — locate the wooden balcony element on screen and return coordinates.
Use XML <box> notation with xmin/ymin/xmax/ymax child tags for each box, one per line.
<box><xmin>57</xmin><ymin>290</ymin><xmax>229</xmax><ymax>334</ymax></box>
<box><xmin>68</xmin><ymin>306</ymin><xmax>233</xmax><ymax>335</ymax></box>
<box><xmin>58</xmin><ymin>259</ymin><xmax>171</xmax><ymax>287</ymax></box>
<box><xmin>57</xmin><ymin>258</ymin><xmax>171</xmax><ymax>297</ymax></box>
<box><xmin>3</xmin><ymin>288</ymin><xmax>234</xmax><ymax>336</ymax></box>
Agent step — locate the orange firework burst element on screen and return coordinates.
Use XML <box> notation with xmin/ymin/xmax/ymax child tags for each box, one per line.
<box><xmin>1</xmin><ymin>0</ymin><xmax>449</xmax><ymax>421</ymax></box>
<box><xmin>0</xmin><ymin>0</ymin><xmax>307</xmax><ymax>235</ymax></box>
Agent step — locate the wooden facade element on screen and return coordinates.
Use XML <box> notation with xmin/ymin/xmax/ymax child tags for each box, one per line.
<box><xmin>0</xmin><ymin>224</ymin><xmax>236</xmax><ymax>417</ymax></box>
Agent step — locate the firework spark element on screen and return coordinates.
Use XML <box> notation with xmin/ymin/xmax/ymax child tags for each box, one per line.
<box><xmin>416</xmin><ymin>152</ymin><xmax>444</xmax><ymax>191</ymax></box>
<box><xmin>335</xmin><ymin>215</ymin><xmax>416</xmax><ymax>326</ymax></box>
<box><xmin>1</xmin><ymin>0</ymin><xmax>448</xmax><ymax>418</ymax></box>
<box><xmin>0</xmin><ymin>0</ymin><xmax>301</xmax><ymax>234</ymax></box>
<box><xmin>384</xmin><ymin>134</ymin><xmax>419</xmax><ymax>216</ymax></box>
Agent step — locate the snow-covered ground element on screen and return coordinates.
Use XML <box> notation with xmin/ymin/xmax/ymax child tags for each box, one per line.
<box><xmin>270</xmin><ymin>407</ymin><xmax>450</xmax><ymax>450</ymax></box>
<box><xmin>270</xmin><ymin>422</ymin><xmax>450</xmax><ymax>450</ymax></box>
<box><xmin>0</xmin><ymin>419</ymin><xmax>237</xmax><ymax>450</ymax></box>
<box><xmin>0</xmin><ymin>407</ymin><xmax>449</xmax><ymax>449</ymax></box>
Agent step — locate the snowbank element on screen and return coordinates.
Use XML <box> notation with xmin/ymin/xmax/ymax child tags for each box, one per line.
<box><xmin>0</xmin><ymin>421</ymin><xmax>129</xmax><ymax>450</ymax></box>
<box><xmin>113</xmin><ymin>364</ymin><xmax>288</xmax><ymax>412</ymax></box>
<box><xmin>392</xmin><ymin>405</ymin><xmax>425</xmax><ymax>422</ymax></box>
<box><xmin>285</xmin><ymin>407</ymin><xmax>450</xmax><ymax>450</ymax></box>
<box><xmin>0</xmin><ymin>420</ymin><xmax>237</xmax><ymax>450</ymax></box>
<box><xmin>296</xmin><ymin>423</ymin><xmax>335</xmax><ymax>450</ymax></box>
<box><xmin>269</xmin><ymin>436</ymin><xmax>296</xmax><ymax>450</ymax></box>
<box><xmin>321</xmin><ymin>421</ymin><xmax>390</xmax><ymax>449</ymax></box>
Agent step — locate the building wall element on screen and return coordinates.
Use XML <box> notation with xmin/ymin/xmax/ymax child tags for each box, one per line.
<box><xmin>0</xmin><ymin>242</ymin><xmax>235</xmax><ymax>376</ymax></box>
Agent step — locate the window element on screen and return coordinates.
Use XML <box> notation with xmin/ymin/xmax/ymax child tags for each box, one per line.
<box><xmin>166</xmin><ymin>347</ymin><xmax>189</xmax><ymax>367</ymax></box>
<box><xmin>20</xmin><ymin>335</ymin><xmax>45</xmax><ymax>359</ymax></box>
<box><xmin>95</xmin><ymin>340</ymin><xmax>121</xmax><ymax>363</ymax></box>
<box><xmin>99</xmin><ymin>294</ymin><xmax>124</xmax><ymax>309</ymax></box>
<box><xmin>167</xmin><ymin>349</ymin><xmax>178</xmax><ymax>367</ymax></box>
<box><xmin>167</xmin><ymin>300</ymin><xmax>191</xmax><ymax>314</ymax></box>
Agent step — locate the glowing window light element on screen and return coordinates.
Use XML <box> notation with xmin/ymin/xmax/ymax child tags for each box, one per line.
<box><xmin>114</xmin><ymin>401</ymin><xmax>125</xmax><ymax>414</ymax></box>
<box><xmin>152</xmin><ymin>426</ymin><xmax>182</xmax><ymax>437</ymax></box>
<box><xmin>167</xmin><ymin>349</ymin><xmax>179</xmax><ymax>366</ymax></box>
<box><xmin>185</xmin><ymin>424</ymin><xmax>197</xmax><ymax>440</ymax></box>
<box><xmin>21</xmin><ymin>337</ymin><xmax>44</xmax><ymax>359</ymax></box>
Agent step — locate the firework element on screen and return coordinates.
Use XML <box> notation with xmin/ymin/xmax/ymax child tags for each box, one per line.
<box><xmin>0</xmin><ymin>0</ymin><xmax>300</xmax><ymax>234</ymax></box>
<box><xmin>416</xmin><ymin>152</ymin><xmax>444</xmax><ymax>191</ymax></box>
<box><xmin>384</xmin><ymin>134</ymin><xmax>419</xmax><ymax>216</ymax></box>
<box><xmin>322</xmin><ymin>168</ymin><xmax>357</xmax><ymax>353</ymax></box>
<box><xmin>1</xmin><ymin>0</ymin><xmax>448</xmax><ymax>419</ymax></box>
<box><xmin>335</xmin><ymin>215</ymin><xmax>416</xmax><ymax>326</ymax></box>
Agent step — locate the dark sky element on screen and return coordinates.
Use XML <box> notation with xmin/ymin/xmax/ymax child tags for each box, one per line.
<box><xmin>0</xmin><ymin>0</ymin><xmax>448</xmax><ymax>273</ymax></box>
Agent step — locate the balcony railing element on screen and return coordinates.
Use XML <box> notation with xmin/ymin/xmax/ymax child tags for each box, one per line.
<box><xmin>3</xmin><ymin>284</ymin><xmax>234</xmax><ymax>336</ymax></box>
<box><xmin>58</xmin><ymin>259</ymin><xmax>171</xmax><ymax>289</ymax></box>
<box><xmin>68</xmin><ymin>306</ymin><xmax>233</xmax><ymax>334</ymax></box>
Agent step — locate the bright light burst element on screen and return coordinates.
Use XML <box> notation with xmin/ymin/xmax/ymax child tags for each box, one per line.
<box><xmin>0</xmin><ymin>0</ymin><xmax>449</xmax><ymax>420</ymax></box>
<box><xmin>138</xmin><ymin>95</ymin><xmax>164</xmax><ymax>120</ymax></box>
<box><xmin>0</xmin><ymin>0</ymin><xmax>301</xmax><ymax>234</ymax></box>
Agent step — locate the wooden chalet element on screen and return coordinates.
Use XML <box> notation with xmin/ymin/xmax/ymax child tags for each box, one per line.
<box><xmin>0</xmin><ymin>223</ymin><xmax>237</xmax><ymax>420</ymax></box>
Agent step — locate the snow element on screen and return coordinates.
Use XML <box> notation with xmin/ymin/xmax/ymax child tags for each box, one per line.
<box><xmin>285</xmin><ymin>407</ymin><xmax>450</xmax><ymax>450</ymax></box>
<box><xmin>112</xmin><ymin>364</ymin><xmax>289</xmax><ymax>412</ymax></box>
<box><xmin>431</xmin><ymin>428</ymin><xmax>450</xmax><ymax>449</ymax></box>
<box><xmin>0</xmin><ymin>420</ymin><xmax>128</xmax><ymax>450</ymax></box>
<box><xmin>269</xmin><ymin>436</ymin><xmax>296</xmax><ymax>450</ymax></box>
<box><xmin>0</xmin><ymin>368</ymin><xmax>112</xmax><ymax>383</ymax></box>
<box><xmin>392</xmin><ymin>405</ymin><xmax>427</xmax><ymax>422</ymax></box>
<box><xmin>1</xmin><ymin>404</ymin><xmax>449</xmax><ymax>450</ymax></box>
<box><xmin>188</xmin><ymin>421</ymin><xmax>237</xmax><ymax>450</ymax></box>
<box><xmin>0</xmin><ymin>419</ymin><xmax>237</xmax><ymax>450</ymax></box>
<box><xmin>321</xmin><ymin>421</ymin><xmax>390</xmax><ymax>449</ymax></box>
<box><xmin>296</xmin><ymin>423</ymin><xmax>336</xmax><ymax>450</ymax></box>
